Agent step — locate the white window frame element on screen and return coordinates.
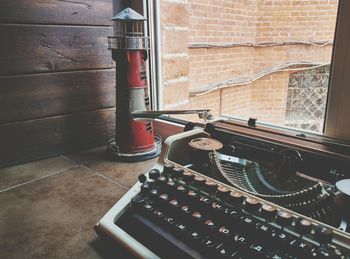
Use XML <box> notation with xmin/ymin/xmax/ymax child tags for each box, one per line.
<box><xmin>324</xmin><ymin>0</ymin><xmax>350</xmax><ymax>141</ymax></box>
<box><xmin>148</xmin><ymin>0</ymin><xmax>350</xmax><ymax>142</ymax></box>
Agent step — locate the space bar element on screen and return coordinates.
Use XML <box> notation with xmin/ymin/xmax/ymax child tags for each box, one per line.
<box><xmin>122</xmin><ymin>213</ymin><xmax>208</xmax><ymax>259</ymax></box>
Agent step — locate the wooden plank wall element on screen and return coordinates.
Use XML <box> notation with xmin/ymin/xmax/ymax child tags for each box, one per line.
<box><xmin>0</xmin><ymin>0</ymin><xmax>117</xmax><ymax>167</ymax></box>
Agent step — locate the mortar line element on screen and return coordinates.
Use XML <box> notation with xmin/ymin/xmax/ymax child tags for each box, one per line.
<box><xmin>62</xmin><ymin>155</ymin><xmax>130</xmax><ymax>190</ymax></box>
<box><xmin>79</xmin><ymin>164</ymin><xmax>129</xmax><ymax>190</ymax></box>
<box><xmin>0</xmin><ymin>165</ymin><xmax>79</xmax><ymax>193</ymax></box>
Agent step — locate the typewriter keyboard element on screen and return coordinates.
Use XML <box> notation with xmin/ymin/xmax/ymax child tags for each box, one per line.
<box><xmin>115</xmin><ymin>165</ymin><xmax>349</xmax><ymax>259</ymax></box>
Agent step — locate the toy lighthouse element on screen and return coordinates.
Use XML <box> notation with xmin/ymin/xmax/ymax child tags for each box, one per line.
<box><xmin>107</xmin><ymin>7</ymin><xmax>161</xmax><ymax>161</ymax></box>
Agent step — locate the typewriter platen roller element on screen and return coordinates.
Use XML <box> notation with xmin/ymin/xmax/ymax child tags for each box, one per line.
<box><xmin>96</xmin><ymin>121</ymin><xmax>350</xmax><ymax>258</ymax></box>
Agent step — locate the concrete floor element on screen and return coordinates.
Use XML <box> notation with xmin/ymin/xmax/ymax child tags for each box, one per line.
<box><xmin>0</xmin><ymin>147</ymin><xmax>157</xmax><ymax>259</ymax></box>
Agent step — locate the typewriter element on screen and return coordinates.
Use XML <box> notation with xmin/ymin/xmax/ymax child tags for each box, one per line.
<box><xmin>95</xmin><ymin>120</ymin><xmax>350</xmax><ymax>258</ymax></box>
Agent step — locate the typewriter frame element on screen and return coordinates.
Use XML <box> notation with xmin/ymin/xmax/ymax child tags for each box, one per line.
<box><xmin>95</xmin><ymin>127</ymin><xmax>350</xmax><ymax>258</ymax></box>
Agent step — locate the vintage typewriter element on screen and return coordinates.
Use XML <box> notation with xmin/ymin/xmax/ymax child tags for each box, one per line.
<box><xmin>96</xmin><ymin>120</ymin><xmax>350</xmax><ymax>258</ymax></box>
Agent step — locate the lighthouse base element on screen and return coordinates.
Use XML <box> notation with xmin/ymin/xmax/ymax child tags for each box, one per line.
<box><xmin>106</xmin><ymin>136</ymin><xmax>162</xmax><ymax>162</ymax></box>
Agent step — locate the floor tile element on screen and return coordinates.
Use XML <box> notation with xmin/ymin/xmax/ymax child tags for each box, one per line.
<box><xmin>65</xmin><ymin>147</ymin><xmax>107</xmax><ymax>166</ymax></box>
<box><xmin>0</xmin><ymin>156</ymin><xmax>77</xmax><ymax>191</ymax></box>
<box><xmin>0</xmin><ymin>166</ymin><xmax>129</xmax><ymax>259</ymax></box>
<box><xmin>66</xmin><ymin>147</ymin><xmax>158</xmax><ymax>188</ymax></box>
<box><xmin>86</xmin><ymin>158</ymin><xmax>158</xmax><ymax>188</ymax></box>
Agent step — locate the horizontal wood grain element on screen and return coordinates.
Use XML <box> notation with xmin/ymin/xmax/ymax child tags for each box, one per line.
<box><xmin>0</xmin><ymin>108</ymin><xmax>116</xmax><ymax>168</ymax></box>
<box><xmin>0</xmin><ymin>24</ymin><xmax>114</xmax><ymax>76</ymax></box>
<box><xmin>0</xmin><ymin>0</ymin><xmax>113</xmax><ymax>26</ymax></box>
<box><xmin>0</xmin><ymin>69</ymin><xmax>116</xmax><ymax>124</ymax></box>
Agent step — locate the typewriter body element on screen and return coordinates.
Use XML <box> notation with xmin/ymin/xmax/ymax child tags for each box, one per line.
<box><xmin>96</xmin><ymin>120</ymin><xmax>350</xmax><ymax>258</ymax></box>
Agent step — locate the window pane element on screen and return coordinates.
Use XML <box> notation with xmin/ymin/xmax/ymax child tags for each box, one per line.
<box><xmin>159</xmin><ymin>0</ymin><xmax>338</xmax><ymax>133</ymax></box>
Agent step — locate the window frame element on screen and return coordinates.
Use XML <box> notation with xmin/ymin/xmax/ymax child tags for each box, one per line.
<box><xmin>148</xmin><ymin>0</ymin><xmax>350</xmax><ymax>143</ymax></box>
<box><xmin>324</xmin><ymin>0</ymin><xmax>350</xmax><ymax>141</ymax></box>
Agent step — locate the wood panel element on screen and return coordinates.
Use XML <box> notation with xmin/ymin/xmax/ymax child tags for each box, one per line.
<box><xmin>0</xmin><ymin>25</ymin><xmax>114</xmax><ymax>76</ymax></box>
<box><xmin>0</xmin><ymin>108</ymin><xmax>116</xmax><ymax>168</ymax></box>
<box><xmin>0</xmin><ymin>69</ymin><xmax>115</xmax><ymax>124</ymax></box>
<box><xmin>0</xmin><ymin>0</ymin><xmax>113</xmax><ymax>26</ymax></box>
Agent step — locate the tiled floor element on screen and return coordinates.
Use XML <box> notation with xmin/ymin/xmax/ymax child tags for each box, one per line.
<box><xmin>0</xmin><ymin>148</ymin><xmax>157</xmax><ymax>259</ymax></box>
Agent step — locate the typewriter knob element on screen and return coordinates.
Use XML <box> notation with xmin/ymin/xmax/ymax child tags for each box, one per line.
<box><xmin>244</xmin><ymin>197</ymin><xmax>260</xmax><ymax>213</ymax></box>
<box><xmin>173</xmin><ymin>167</ymin><xmax>184</xmax><ymax>178</ymax></box>
<box><xmin>296</xmin><ymin>218</ymin><xmax>312</xmax><ymax>235</ymax></box>
<box><xmin>276</xmin><ymin>210</ymin><xmax>293</xmax><ymax>227</ymax></box>
<box><xmin>217</xmin><ymin>186</ymin><xmax>230</xmax><ymax>200</ymax></box>
<box><xmin>149</xmin><ymin>169</ymin><xmax>160</xmax><ymax>180</ymax></box>
<box><xmin>131</xmin><ymin>194</ymin><xmax>146</xmax><ymax>208</ymax></box>
<box><xmin>193</xmin><ymin>175</ymin><xmax>206</xmax><ymax>188</ymax></box>
<box><xmin>204</xmin><ymin>180</ymin><xmax>218</xmax><ymax>193</ymax></box>
<box><xmin>229</xmin><ymin>190</ymin><xmax>244</xmax><ymax>206</ymax></box>
<box><xmin>141</xmin><ymin>182</ymin><xmax>153</xmax><ymax>193</ymax></box>
<box><xmin>156</xmin><ymin>175</ymin><xmax>168</xmax><ymax>187</ymax></box>
<box><xmin>164</xmin><ymin>163</ymin><xmax>174</xmax><ymax>176</ymax></box>
<box><xmin>138</xmin><ymin>173</ymin><xmax>147</xmax><ymax>184</ymax></box>
<box><xmin>182</xmin><ymin>171</ymin><xmax>195</xmax><ymax>182</ymax></box>
<box><xmin>261</xmin><ymin>204</ymin><xmax>277</xmax><ymax>220</ymax></box>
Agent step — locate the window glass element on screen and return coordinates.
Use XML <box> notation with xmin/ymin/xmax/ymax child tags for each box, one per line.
<box><xmin>159</xmin><ymin>0</ymin><xmax>338</xmax><ymax>133</ymax></box>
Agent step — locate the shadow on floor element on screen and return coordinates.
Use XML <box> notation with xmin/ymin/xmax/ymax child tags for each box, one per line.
<box><xmin>89</xmin><ymin>237</ymin><xmax>137</xmax><ymax>259</ymax></box>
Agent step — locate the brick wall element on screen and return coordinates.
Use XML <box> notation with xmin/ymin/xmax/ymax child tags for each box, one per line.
<box><xmin>188</xmin><ymin>0</ymin><xmax>258</xmax><ymax>43</ymax></box>
<box><xmin>159</xmin><ymin>0</ymin><xmax>338</xmax><ymax>126</ymax></box>
<box><xmin>256</xmin><ymin>0</ymin><xmax>338</xmax><ymax>42</ymax></box>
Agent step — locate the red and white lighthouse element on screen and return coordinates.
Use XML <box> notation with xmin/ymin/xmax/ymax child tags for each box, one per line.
<box><xmin>107</xmin><ymin>7</ymin><xmax>161</xmax><ymax>161</ymax></box>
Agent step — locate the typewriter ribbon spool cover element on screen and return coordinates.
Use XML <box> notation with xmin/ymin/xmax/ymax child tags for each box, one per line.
<box><xmin>188</xmin><ymin>138</ymin><xmax>223</xmax><ymax>151</ymax></box>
